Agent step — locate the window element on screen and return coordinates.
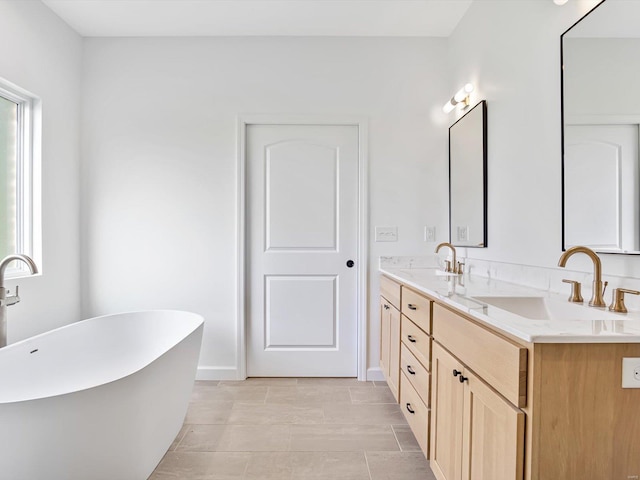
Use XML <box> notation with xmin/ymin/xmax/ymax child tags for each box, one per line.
<box><xmin>0</xmin><ymin>79</ymin><xmax>40</xmax><ymax>277</ymax></box>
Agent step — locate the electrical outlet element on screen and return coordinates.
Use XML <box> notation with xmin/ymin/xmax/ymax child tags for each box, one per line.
<box><xmin>622</xmin><ymin>358</ymin><xmax>640</xmax><ymax>388</ymax></box>
<box><xmin>424</xmin><ymin>226</ymin><xmax>436</xmax><ymax>242</ymax></box>
<box><xmin>375</xmin><ymin>226</ymin><xmax>398</xmax><ymax>242</ymax></box>
<box><xmin>456</xmin><ymin>226</ymin><xmax>469</xmax><ymax>242</ymax></box>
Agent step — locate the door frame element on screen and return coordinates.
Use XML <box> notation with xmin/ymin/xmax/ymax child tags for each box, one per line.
<box><xmin>236</xmin><ymin>114</ymin><xmax>369</xmax><ymax>380</ymax></box>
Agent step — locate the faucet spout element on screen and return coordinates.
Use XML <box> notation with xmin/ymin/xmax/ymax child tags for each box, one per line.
<box><xmin>435</xmin><ymin>242</ymin><xmax>457</xmax><ymax>273</ymax></box>
<box><xmin>558</xmin><ymin>246</ymin><xmax>606</xmax><ymax>307</ymax></box>
<box><xmin>0</xmin><ymin>254</ymin><xmax>39</xmax><ymax>348</ymax></box>
<box><xmin>0</xmin><ymin>254</ymin><xmax>38</xmax><ymax>289</ymax></box>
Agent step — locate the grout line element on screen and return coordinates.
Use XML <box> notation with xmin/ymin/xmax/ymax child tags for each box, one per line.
<box><xmin>390</xmin><ymin>425</ymin><xmax>402</xmax><ymax>452</ymax></box>
<box><xmin>364</xmin><ymin>451</ymin><xmax>374</xmax><ymax>480</ymax></box>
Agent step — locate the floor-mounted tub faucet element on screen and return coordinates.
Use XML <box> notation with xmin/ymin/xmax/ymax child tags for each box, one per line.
<box><xmin>0</xmin><ymin>254</ymin><xmax>39</xmax><ymax>348</ymax></box>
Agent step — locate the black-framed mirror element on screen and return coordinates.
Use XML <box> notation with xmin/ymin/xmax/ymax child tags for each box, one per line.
<box><xmin>449</xmin><ymin>100</ymin><xmax>487</xmax><ymax>248</ymax></box>
<box><xmin>561</xmin><ymin>0</ymin><xmax>640</xmax><ymax>254</ymax></box>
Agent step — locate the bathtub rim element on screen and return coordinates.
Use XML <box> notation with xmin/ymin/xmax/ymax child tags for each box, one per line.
<box><xmin>0</xmin><ymin>309</ymin><xmax>204</xmax><ymax>405</ymax></box>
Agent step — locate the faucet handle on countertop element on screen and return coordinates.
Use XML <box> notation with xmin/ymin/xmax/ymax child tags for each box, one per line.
<box><xmin>609</xmin><ymin>288</ymin><xmax>640</xmax><ymax>313</ymax></box>
<box><xmin>562</xmin><ymin>279</ymin><xmax>584</xmax><ymax>303</ymax></box>
<box><xmin>456</xmin><ymin>261</ymin><xmax>465</xmax><ymax>275</ymax></box>
<box><xmin>444</xmin><ymin>260</ymin><xmax>452</xmax><ymax>273</ymax></box>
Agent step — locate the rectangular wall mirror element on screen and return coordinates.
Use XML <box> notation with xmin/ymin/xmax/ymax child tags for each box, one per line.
<box><xmin>449</xmin><ymin>100</ymin><xmax>487</xmax><ymax>248</ymax></box>
<box><xmin>562</xmin><ymin>0</ymin><xmax>640</xmax><ymax>254</ymax></box>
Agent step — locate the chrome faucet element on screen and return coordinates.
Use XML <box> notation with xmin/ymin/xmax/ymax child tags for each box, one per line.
<box><xmin>558</xmin><ymin>246</ymin><xmax>606</xmax><ymax>308</ymax></box>
<box><xmin>435</xmin><ymin>242</ymin><xmax>460</xmax><ymax>274</ymax></box>
<box><xmin>0</xmin><ymin>254</ymin><xmax>39</xmax><ymax>348</ymax></box>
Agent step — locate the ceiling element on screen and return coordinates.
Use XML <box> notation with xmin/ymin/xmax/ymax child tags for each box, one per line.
<box><xmin>40</xmin><ymin>0</ymin><xmax>473</xmax><ymax>37</ymax></box>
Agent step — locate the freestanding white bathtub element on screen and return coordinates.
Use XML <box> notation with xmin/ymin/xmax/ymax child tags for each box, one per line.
<box><xmin>0</xmin><ymin>310</ymin><xmax>204</xmax><ymax>480</ymax></box>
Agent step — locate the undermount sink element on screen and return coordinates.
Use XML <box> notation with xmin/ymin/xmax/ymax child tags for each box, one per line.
<box><xmin>471</xmin><ymin>295</ymin><xmax>622</xmax><ymax>321</ymax></box>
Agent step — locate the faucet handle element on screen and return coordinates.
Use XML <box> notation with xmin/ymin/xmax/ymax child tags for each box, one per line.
<box><xmin>609</xmin><ymin>288</ymin><xmax>640</xmax><ymax>313</ymax></box>
<box><xmin>562</xmin><ymin>279</ymin><xmax>584</xmax><ymax>303</ymax></box>
<box><xmin>456</xmin><ymin>261</ymin><xmax>465</xmax><ymax>275</ymax></box>
<box><xmin>5</xmin><ymin>285</ymin><xmax>20</xmax><ymax>306</ymax></box>
<box><xmin>444</xmin><ymin>260</ymin><xmax>452</xmax><ymax>273</ymax></box>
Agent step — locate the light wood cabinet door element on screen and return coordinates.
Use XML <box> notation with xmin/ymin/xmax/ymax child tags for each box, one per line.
<box><xmin>430</xmin><ymin>343</ymin><xmax>465</xmax><ymax>480</ymax></box>
<box><xmin>379</xmin><ymin>297</ymin><xmax>399</xmax><ymax>401</ymax></box>
<box><xmin>461</xmin><ymin>369</ymin><xmax>525</xmax><ymax>480</ymax></box>
<box><xmin>388</xmin><ymin>304</ymin><xmax>400</xmax><ymax>400</ymax></box>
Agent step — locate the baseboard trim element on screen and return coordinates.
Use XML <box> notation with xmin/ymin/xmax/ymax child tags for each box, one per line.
<box><xmin>367</xmin><ymin>367</ymin><xmax>385</xmax><ymax>382</ymax></box>
<box><xmin>196</xmin><ymin>366</ymin><xmax>240</xmax><ymax>381</ymax></box>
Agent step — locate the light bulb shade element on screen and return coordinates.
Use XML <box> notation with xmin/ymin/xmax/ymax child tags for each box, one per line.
<box><xmin>453</xmin><ymin>83</ymin><xmax>474</xmax><ymax>103</ymax></box>
<box><xmin>443</xmin><ymin>101</ymin><xmax>456</xmax><ymax>113</ymax></box>
<box><xmin>553</xmin><ymin>0</ymin><xmax>568</xmax><ymax>5</ymax></box>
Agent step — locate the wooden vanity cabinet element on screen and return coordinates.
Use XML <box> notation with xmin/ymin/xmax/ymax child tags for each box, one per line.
<box><xmin>430</xmin><ymin>304</ymin><xmax>526</xmax><ymax>480</ymax></box>
<box><xmin>431</xmin><ymin>343</ymin><xmax>525</xmax><ymax>480</ymax></box>
<box><xmin>379</xmin><ymin>276</ymin><xmax>401</xmax><ymax>400</ymax></box>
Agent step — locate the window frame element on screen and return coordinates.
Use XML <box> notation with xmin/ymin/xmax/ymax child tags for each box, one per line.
<box><xmin>0</xmin><ymin>78</ymin><xmax>41</xmax><ymax>279</ymax></box>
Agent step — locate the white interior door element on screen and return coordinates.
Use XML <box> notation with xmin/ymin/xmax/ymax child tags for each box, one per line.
<box><xmin>565</xmin><ymin>124</ymin><xmax>639</xmax><ymax>252</ymax></box>
<box><xmin>246</xmin><ymin>124</ymin><xmax>359</xmax><ymax>377</ymax></box>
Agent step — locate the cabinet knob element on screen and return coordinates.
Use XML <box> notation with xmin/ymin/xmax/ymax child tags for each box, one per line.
<box><xmin>406</xmin><ymin>403</ymin><xmax>415</xmax><ymax>414</ymax></box>
<box><xmin>407</xmin><ymin>335</ymin><xmax>417</xmax><ymax>343</ymax></box>
<box><xmin>407</xmin><ymin>304</ymin><xmax>417</xmax><ymax>310</ymax></box>
<box><xmin>406</xmin><ymin>365</ymin><xmax>416</xmax><ymax>375</ymax></box>
<box><xmin>459</xmin><ymin>375</ymin><xmax>468</xmax><ymax>384</ymax></box>
<box><xmin>453</xmin><ymin>369</ymin><xmax>461</xmax><ymax>377</ymax></box>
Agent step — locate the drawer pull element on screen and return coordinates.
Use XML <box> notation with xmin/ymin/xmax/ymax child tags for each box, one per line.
<box><xmin>453</xmin><ymin>369</ymin><xmax>461</xmax><ymax>377</ymax></box>
<box><xmin>383</xmin><ymin>304</ymin><xmax>390</xmax><ymax>310</ymax></box>
<box><xmin>407</xmin><ymin>335</ymin><xmax>417</xmax><ymax>343</ymax></box>
<box><xmin>406</xmin><ymin>365</ymin><xmax>416</xmax><ymax>375</ymax></box>
<box><xmin>459</xmin><ymin>375</ymin><xmax>468</xmax><ymax>384</ymax></box>
<box><xmin>406</xmin><ymin>403</ymin><xmax>415</xmax><ymax>414</ymax></box>
<box><xmin>407</xmin><ymin>304</ymin><xmax>417</xmax><ymax>310</ymax></box>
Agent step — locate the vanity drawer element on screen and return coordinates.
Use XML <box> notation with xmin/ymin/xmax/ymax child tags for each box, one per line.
<box><xmin>380</xmin><ymin>275</ymin><xmax>401</xmax><ymax>309</ymax></box>
<box><xmin>401</xmin><ymin>315</ymin><xmax>431</xmax><ymax>370</ymax></box>
<box><xmin>400</xmin><ymin>343</ymin><xmax>430</xmax><ymax>407</ymax></box>
<box><xmin>432</xmin><ymin>303</ymin><xmax>527</xmax><ymax>408</ymax></box>
<box><xmin>400</xmin><ymin>372</ymin><xmax>430</xmax><ymax>458</ymax></box>
<box><xmin>401</xmin><ymin>287</ymin><xmax>431</xmax><ymax>334</ymax></box>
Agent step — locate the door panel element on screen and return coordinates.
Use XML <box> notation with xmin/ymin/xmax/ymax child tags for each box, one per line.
<box><xmin>430</xmin><ymin>343</ymin><xmax>465</xmax><ymax>480</ymax></box>
<box><xmin>247</xmin><ymin>124</ymin><xmax>359</xmax><ymax>377</ymax></box>
<box><xmin>461</xmin><ymin>370</ymin><xmax>525</xmax><ymax>480</ymax></box>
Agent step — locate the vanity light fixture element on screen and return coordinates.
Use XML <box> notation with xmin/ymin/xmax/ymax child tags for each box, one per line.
<box><xmin>553</xmin><ymin>0</ymin><xmax>568</xmax><ymax>5</ymax></box>
<box><xmin>443</xmin><ymin>83</ymin><xmax>474</xmax><ymax>113</ymax></box>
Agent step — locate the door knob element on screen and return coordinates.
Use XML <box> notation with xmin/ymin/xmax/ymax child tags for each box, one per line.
<box><xmin>346</xmin><ymin>260</ymin><xmax>355</xmax><ymax>268</ymax></box>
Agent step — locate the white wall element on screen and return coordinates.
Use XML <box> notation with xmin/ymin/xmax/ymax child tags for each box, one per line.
<box><xmin>0</xmin><ymin>1</ymin><xmax>82</xmax><ymax>341</ymax></box>
<box><xmin>80</xmin><ymin>37</ymin><xmax>449</xmax><ymax>378</ymax></box>
<box><xmin>444</xmin><ymin>0</ymin><xmax>640</xmax><ymax>278</ymax></box>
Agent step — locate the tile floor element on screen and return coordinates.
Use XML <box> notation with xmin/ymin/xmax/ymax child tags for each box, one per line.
<box><xmin>149</xmin><ymin>378</ymin><xmax>438</xmax><ymax>480</ymax></box>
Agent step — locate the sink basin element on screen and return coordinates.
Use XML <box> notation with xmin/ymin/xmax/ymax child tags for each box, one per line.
<box><xmin>471</xmin><ymin>296</ymin><xmax>621</xmax><ymax>321</ymax></box>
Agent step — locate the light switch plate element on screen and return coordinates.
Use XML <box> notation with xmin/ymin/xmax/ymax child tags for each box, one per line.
<box><xmin>375</xmin><ymin>226</ymin><xmax>398</xmax><ymax>242</ymax></box>
<box><xmin>622</xmin><ymin>358</ymin><xmax>640</xmax><ymax>388</ymax></box>
<box><xmin>456</xmin><ymin>226</ymin><xmax>469</xmax><ymax>242</ymax></box>
<box><xmin>424</xmin><ymin>226</ymin><xmax>436</xmax><ymax>242</ymax></box>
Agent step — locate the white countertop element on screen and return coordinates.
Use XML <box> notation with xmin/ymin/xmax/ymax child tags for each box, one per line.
<box><xmin>380</xmin><ymin>267</ymin><xmax>640</xmax><ymax>343</ymax></box>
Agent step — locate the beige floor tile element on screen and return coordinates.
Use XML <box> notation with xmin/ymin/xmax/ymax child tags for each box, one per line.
<box><xmin>366</xmin><ymin>451</ymin><xmax>436</xmax><ymax>480</ymax></box>
<box><xmin>219</xmin><ymin>378</ymin><xmax>299</xmax><ymax>387</ymax></box>
<box><xmin>289</xmin><ymin>424</ymin><xmax>400</xmax><ymax>452</ymax></box>
<box><xmin>169</xmin><ymin>425</ymin><xmax>190</xmax><ymax>451</ymax></box>
<box><xmin>296</xmin><ymin>378</ymin><xmax>370</xmax><ymax>387</ymax></box>
<box><xmin>149</xmin><ymin>451</ymin><xmax>250</xmax><ymax>480</ymax></box>
<box><xmin>245</xmin><ymin>452</ymin><xmax>370</xmax><ymax>479</ymax></box>
<box><xmin>221</xmin><ymin>425</ymin><xmax>291</xmax><ymax>452</ymax></box>
<box><xmin>372</xmin><ymin>381</ymin><xmax>389</xmax><ymax>387</ymax></box>
<box><xmin>191</xmin><ymin>385</ymin><xmax>268</xmax><ymax>404</ymax></box>
<box><xmin>323</xmin><ymin>403</ymin><xmax>407</xmax><ymax>425</ymax></box>
<box><xmin>227</xmin><ymin>403</ymin><xmax>324</xmax><ymax>425</ymax></box>
<box><xmin>265</xmin><ymin>386</ymin><xmax>352</xmax><ymax>405</ymax></box>
<box><xmin>391</xmin><ymin>425</ymin><xmax>422</xmax><ymax>452</ymax></box>
<box><xmin>175</xmin><ymin>425</ymin><xmax>227</xmax><ymax>452</ymax></box>
<box><xmin>349</xmin><ymin>386</ymin><xmax>396</xmax><ymax>404</ymax></box>
<box><xmin>185</xmin><ymin>401</ymin><xmax>234</xmax><ymax>424</ymax></box>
